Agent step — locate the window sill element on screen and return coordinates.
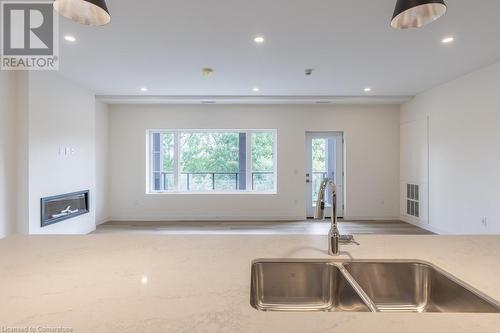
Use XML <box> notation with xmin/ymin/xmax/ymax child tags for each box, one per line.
<box><xmin>146</xmin><ymin>191</ymin><xmax>277</xmax><ymax>195</ymax></box>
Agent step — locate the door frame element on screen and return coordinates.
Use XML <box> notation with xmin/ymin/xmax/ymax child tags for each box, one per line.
<box><xmin>305</xmin><ymin>131</ymin><xmax>345</xmax><ymax>218</ymax></box>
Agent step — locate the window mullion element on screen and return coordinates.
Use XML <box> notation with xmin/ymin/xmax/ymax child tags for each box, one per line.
<box><xmin>159</xmin><ymin>133</ymin><xmax>165</xmax><ymax>190</ymax></box>
<box><xmin>246</xmin><ymin>131</ymin><xmax>252</xmax><ymax>191</ymax></box>
<box><xmin>174</xmin><ymin>131</ymin><xmax>180</xmax><ymax>191</ymax></box>
<box><xmin>149</xmin><ymin>131</ymin><xmax>153</xmax><ymax>193</ymax></box>
<box><xmin>238</xmin><ymin>133</ymin><xmax>247</xmax><ymax>191</ymax></box>
<box><xmin>274</xmin><ymin>130</ymin><xmax>277</xmax><ymax>192</ymax></box>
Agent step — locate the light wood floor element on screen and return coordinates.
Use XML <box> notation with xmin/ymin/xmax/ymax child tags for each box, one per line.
<box><xmin>94</xmin><ymin>219</ymin><xmax>433</xmax><ymax>235</ymax></box>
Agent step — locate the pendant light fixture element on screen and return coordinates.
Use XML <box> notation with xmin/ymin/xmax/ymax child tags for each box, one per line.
<box><xmin>391</xmin><ymin>0</ymin><xmax>447</xmax><ymax>29</ymax></box>
<box><xmin>53</xmin><ymin>0</ymin><xmax>111</xmax><ymax>26</ymax></box>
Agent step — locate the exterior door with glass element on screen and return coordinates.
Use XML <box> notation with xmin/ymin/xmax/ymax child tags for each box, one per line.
<box><xmin>306</xmin><ymin>132</ymin><xmax>344</xmax><ymax>218</ymax></box>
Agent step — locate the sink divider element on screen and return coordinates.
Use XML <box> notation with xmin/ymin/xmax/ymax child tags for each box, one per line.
<box><xmin>336</xmin><ymin>263</ymin><xmax>379</xmax><ymax>313</ymax></box>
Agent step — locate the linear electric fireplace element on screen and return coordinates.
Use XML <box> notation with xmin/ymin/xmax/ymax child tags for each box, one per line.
<box><xmin>41</xmin><ymin>190</ymin><xmax>90</xmax><ymax>227</ymax></box>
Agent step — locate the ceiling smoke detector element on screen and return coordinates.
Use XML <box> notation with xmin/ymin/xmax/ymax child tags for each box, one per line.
<box><xmin>202</xmin><ymin>68</ymin><xmax>214</xmax><ymax>77</ymax></box>
<box><xmin>305</xmin><ymin>69</ymin><xmax>314</xmax><ymax>76</ymax></box>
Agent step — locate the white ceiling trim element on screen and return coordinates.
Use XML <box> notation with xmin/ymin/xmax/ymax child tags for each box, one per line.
<box><xmin>96</xmin><ymin>95</ymin><xmax>412</xmax><ymax>105</ymax></box>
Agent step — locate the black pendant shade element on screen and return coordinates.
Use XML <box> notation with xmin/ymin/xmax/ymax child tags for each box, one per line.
<box><xmin>391</xmin><ymin>0</ymin><xmax>447</xmax><ymax>29</ymax></box>
<box><xmin>53</xmin><ymin>0</ymin><xmax>111</xmax><ymax>26</ymax></box>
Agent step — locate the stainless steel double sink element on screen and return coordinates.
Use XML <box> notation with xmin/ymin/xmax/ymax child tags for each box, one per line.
<box><xmin>250</xmin><ymin>260</ymin><xmax>500</xmax><ymax>313</ymax></box>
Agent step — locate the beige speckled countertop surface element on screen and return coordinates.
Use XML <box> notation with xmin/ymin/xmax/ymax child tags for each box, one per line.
<box><xmin>1</xmin><ymin>234</ymin><xmax>499</xmax><ymax>332</ymax></box>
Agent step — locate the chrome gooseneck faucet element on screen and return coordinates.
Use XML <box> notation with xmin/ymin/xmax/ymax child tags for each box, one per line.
<box><xmin>315</xmin><ymin>178</ymin><xmax>354</xmax><ymax>256</ymax></box>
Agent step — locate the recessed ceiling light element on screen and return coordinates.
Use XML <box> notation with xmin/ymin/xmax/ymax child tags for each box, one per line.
<box><xmin>64</xmin><ymin>35</ymin><xmax>76</xmax><ymax>42</ymax></box>
<box><xmin>254</xmin><ymin>36</ymin><xmax>265</xmax><ymax>44</ymax></box>
<box><xmin>252</xmin><ymin>87</ymin><xmax>260</xmax><ymax>92</ymax></box>
<box><xmin>140</xmin><ymin>87</ymin><xmax>148</xmax><ymax>92</ymax></box>
<box><xmin>441</xmin><ymin>36</ymin><xmax>454</xmax><ymax>44</ymax></box>
<box><xmin>364</xmin><ymin>87</ymin><xmax>372</xmax><ymax>92</ymax></box>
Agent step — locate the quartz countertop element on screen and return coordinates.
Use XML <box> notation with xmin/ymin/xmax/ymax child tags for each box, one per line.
<box><xmin>1</xmin><ymin>234</ymin><xmax>499</xmax><ymax>332</ymax></box>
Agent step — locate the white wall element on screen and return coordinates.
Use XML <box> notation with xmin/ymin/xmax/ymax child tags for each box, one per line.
<box><xmin>400</xmin><ymin>116</ymin><xmax>429</xmax><ymax>226</ymax></box>
<box><xmin>95</xmin><ymin>101</ymin><xmax>109</xmax><ymax>224</ymax></box>
<box><xmin>401</xmin><ymin>61</ymin><xmax>500</xmax><ymax>234</ymax></box>
<box><xmin>23</xmin><ymin>72</ymin><xmax>97</xmax><ymax>235</ymax></box>
<box><xmin>0</xmin><ymin>71</ymin><xmax>18</xmax><ymax>238</ymax></box>
<box><xmin>15</xmin><ymin>73</ymin><xmax>30</xmax><ymax>235</ymax></box>
<box><xmin>108</xmin><ymin>104</ymin><xmax>400</xmax><ymax>221</ymax></box>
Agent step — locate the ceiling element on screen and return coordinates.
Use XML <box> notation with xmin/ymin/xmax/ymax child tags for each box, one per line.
<box><xmin>58</xmin><ymin>0</ymin><xmax>500</xmax><ymax>98</ymax></box>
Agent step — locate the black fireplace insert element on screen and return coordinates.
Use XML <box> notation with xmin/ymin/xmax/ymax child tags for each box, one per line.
<box><xmin>41</xmin><ymin>190</ymin><xmax>89</xmax><ymax>227</ymax></box>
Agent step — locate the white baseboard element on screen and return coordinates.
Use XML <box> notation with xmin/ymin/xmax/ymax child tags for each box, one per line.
<box><xmin>104</xmin><ymin>216</ymin><xmax>402</xmax><ymax>223</ymax></box>
<box><xmin>87</xmin><ymin>224</ymin><xmax>97</xmax><ymax>234</ymax></box>
<box><xmin>96</xmin><ymin>217</ymin><xmax>111</xmax><ymax>225</ymax></box>
<box><xmin>400</xmin><ymin>215</ymin><xmax>448</xmax><ymax>235</ymax></box>
<box><xmin>342</xmin><ymin>216</ymin><xmax>401</xmax><ymax>221</ymax></box>
<box><xmin>107</xmin><ymin>215</ymin><xmax>306</xmax><ymax>222</ymax></box>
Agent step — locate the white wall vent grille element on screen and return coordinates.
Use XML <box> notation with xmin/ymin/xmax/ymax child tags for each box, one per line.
<box><xmin>406</xmin><ymin>184</ymin><xmax>420</xmax><ymax>218</ymax></box>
